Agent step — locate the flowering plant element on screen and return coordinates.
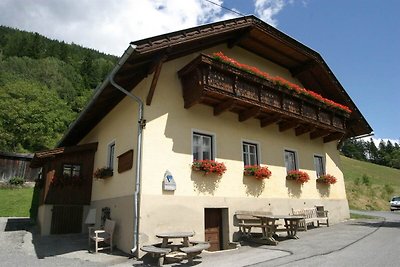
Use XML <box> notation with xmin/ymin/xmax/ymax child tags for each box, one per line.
<box><xmin>192</xmin><ymin>160</ymin><xmax>227</xmax><ymax>176</ymax></box>
<box><xmin>212</xmin><ymin>52</ymin><xmax>352</xmax><ymax>114</ymax></box>
<box><xmin>316</xmin><ymin>174</ymin><xmax>337</xmax><ymax>185</ymax></box>
<box><xmin>286</xmin><ymin>170</ymin><xmax>310</xmax><ymax>184</ymax></box>
<box><xmin>93</xmin><ymin>167</ymin><xmax>113</xmax><ymax>179</ymax></box>
<box><xmin>244</xmin><ymin>165</ymin><xmax>272</xmax><ymax>180</ymax></box>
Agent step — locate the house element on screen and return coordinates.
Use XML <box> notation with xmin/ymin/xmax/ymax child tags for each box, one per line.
<box><xmin>0</xmin><ymin>151</ymin><xmax>39</xmax><ymax>182</ymax></box>
<box><xmin>31</xmin><ymin>15</ymin><xmax>372</xmax><ymax>255</ymax></box>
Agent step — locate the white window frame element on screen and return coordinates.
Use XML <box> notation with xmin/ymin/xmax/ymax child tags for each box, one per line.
<box><xmin>191</xmin><ymin>129</ymin><xmax>216</xmax><ymax>161</ymax></box>
<box><xmin>313</xmin><ymin>154</ymin><xmax>325</xmax><ymax>177</ymax></box>
<box><xmin>241</xmin><ymin>139</ymin><xmax>261</xmax><ymax>166</ymax></box>
<box><xmin>107</xmin><ymin>140</ymin><xmax>116</xmax><ymax>170</ymax></box>
<box><xmin>284</xmin><ymin>148</ymin><xmax>298</xmax><ymax>173</ymax></box>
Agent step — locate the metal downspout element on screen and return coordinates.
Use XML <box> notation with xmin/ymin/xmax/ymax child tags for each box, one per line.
<box><xmin>108</xmin><ymin>44</ymin><xmax>144</xmax><ymax>255</ymax></box>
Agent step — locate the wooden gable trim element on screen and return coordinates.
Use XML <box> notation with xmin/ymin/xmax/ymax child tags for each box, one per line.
<box><xmin>146</xmin><ymin>55</ymin><xmax>167</xmax><ymax>106</ymax></box>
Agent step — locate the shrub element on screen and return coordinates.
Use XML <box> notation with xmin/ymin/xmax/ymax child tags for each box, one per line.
<box><xmin>8</xmin><ymin>176</ymin><xmax>25</xmax><ymax>186</ymax></box>
<box><xmin>362</xmin><ymin>174</ymin><xmax>371</xmax><ymax>186</ymax></box>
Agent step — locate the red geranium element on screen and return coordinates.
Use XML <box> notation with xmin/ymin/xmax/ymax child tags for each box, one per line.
<box><xmin>212</xmin><ymin>52</ymin><xmax>352</xmax><ymax>114</ymax></box>
<box><xmin>192</xmin><ymin>160</ymin><xmax>227</xmax><ymax>176</ymax></box>
<box><xmin>316</xmin><ymin>174</ymin><xmax>337</xmax><ymax>185</ymax></box>
<box><xmin>286</xmin><ymin>170</ymin><xmax>310</xmax><ymax>184</ymax></box>
<box><xmin>244</xmin><ymin>165</ymin><xmax>272</xmax><ymax>180</ymax></box>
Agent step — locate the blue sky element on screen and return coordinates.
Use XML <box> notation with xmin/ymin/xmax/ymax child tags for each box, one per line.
<box><xmin>0</xmin><ymin>0</ymin><xmax>398</xmax><ymax>142</ymax></box>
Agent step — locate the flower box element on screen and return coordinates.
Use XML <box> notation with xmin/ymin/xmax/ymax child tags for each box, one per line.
<box><xmin>316</xmin><ymin>174</ymin><xmax>337</xmax><ymax>185</ymax></box>
<box><xmin>93</xmin><ymin>167</ymin><xmax>114</xmax><ymax>179</ymax></box>
<box><xmin>192</xmin><ymin>160</ymin><xmax>226</xmax><ymax>176</ymax></box>
<box><xmin>244</xmin><ymin>165</ymin><xmax>272</xmax><ymax>180</ymax></box>
<box><xmin>286</xmin><ymin>170</ymin><xmax>310</xmax><ymax>184</ymax></box>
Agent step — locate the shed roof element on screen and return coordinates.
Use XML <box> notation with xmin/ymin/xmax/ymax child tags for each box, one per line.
<box><xmin>58</xmin><ymin>15</ymin><xmax>371</xmax><ymax>147</ymax></box>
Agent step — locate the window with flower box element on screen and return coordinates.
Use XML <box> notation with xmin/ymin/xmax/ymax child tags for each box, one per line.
<box><xmin>193</xmin><ymin>132</ymin><xmax>214</xmax><ymax>161</ymax></box>
<box><xmin>313</xmin><ymin>155</ymin><xmax>325</xmax><ymax>177</ymax></box>
<box><xmin>242</xmin><ymin>142</ymin><xmax>259</xmax><ymax>166</ymax></box>
<box><xmin>284</xmin><ymin>149</ymin><xmax>297</xmax><ymax>172</ymax></box>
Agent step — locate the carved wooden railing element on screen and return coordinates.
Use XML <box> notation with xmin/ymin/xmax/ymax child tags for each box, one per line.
<box><xmin>178</xmin><ymin>54</ymin><xmax>349</xmax><ymax>135</ymax></box>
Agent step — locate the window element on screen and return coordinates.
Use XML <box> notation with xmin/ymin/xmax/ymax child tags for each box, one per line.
<box><xmin>243</xmin><ymin>142</ymin><xmax>259</xmax><ymax>166</ymax></box>
<box><xmin>314</xmin><ymin>155</ymin><xmax>325</xmax><ymax>177</ymax></box>
<box><xmin>63</xmin><ymin>164</ymin><xmax>81</xmax><ymax>178</ymax></box>
<box><xmin>193</xmin><ymin>132</ymin><xmax>213</xmax><ymax>160</ymax></box>
<box><xmin>284</xmin><ymin>150</ymin><xmax>297</xmax><ymax>172</ymax></box>
<box><xmin>107</xmin><ymin>141</ymin><xmax>115</xmax><ymax>170</ymax></box>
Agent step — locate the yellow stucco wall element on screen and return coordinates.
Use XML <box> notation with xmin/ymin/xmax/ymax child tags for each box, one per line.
<box><xmin>79</xmin><ymin>45</ymin><xmax>349</xmax><ymax>254</ymax></box>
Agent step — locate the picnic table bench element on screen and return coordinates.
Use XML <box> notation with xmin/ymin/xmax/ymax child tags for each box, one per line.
<box><xmin>180</xmin><ymin>241</ymin><xmax>210</xmax><ymax>264</ymax></box>
<box><xmin>141</xmin><ymin>245</ymin><xmax>171</xmax><ymax>266</ymax></box>
<box><xmin>291</xmin><ymin>207</ymin><xmax>329</xmax><ymax>231</ymax></box>
<box><xmin>234</xmin><ymin>210</ymin><xmax>274</xmax><ymax>237</ymax></box>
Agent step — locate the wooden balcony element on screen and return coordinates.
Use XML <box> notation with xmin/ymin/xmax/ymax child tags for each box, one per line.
<box><xmin>178</xmin><ymin>54</ymin><xmax>350</xmax><ymax>143</ymax></box>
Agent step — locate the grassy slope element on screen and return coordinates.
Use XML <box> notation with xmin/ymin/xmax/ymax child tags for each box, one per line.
<box><xmin>341</xmin><ymin>155</ymin><xmax>400</xmax><ymax>210</ymax></box>
<box><xmin>0</xmin><ymin>187</ymin><xmax>34</xmax><ymax>217</ymax></box>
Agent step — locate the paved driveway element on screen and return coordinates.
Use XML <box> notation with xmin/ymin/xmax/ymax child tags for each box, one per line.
<box><xmin>2</xmin><ymin>212</ymin><xmax>400</xmax><ymax>267</ymax></box>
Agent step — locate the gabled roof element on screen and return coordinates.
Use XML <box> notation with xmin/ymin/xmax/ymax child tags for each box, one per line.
<box><xmin>58</xmin><ymin>15</ymin><xmax>371</xmax><ymax>147</ymax></box>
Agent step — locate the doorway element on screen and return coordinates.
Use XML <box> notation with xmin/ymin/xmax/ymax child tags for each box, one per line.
<box><xmin>205</xmin><ymin>208</ymin><xmax>228</xmax><ymax>251</ymax></box>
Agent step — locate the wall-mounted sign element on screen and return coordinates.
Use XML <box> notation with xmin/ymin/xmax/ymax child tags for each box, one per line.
<box><xmin>163</xmin><ymin>170</ymin><xmax>176</xmax><ymax>191</ymax></box>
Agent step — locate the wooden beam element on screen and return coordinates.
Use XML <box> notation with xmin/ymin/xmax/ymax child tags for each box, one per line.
<box><xmin>295</xmin><ymin>125</ymin><xmax>313</xmax><ymax>136</ymax></box>
<box><xmin>146</xmin><ymin>57</ymin><xmax>166</xmax><ymax>106</ymax></box>
<box><xmin>323</xmin><ymin>132</ymin><xmax>344</xmax><ymax>143</ymax></box>
<box><xmin>310</xmin><ymin>129</ymin><xmax>331</xmax><ymax>140</ymax></box>
<box><xmin>290</xmin><ymin>61</ymin><xmax>317</xmax><ymax>78</ymax></box>
<box><xmin>260</xmin><ymin>115</ymin><xmax>281</xmax><ymax>128</ymax></box>
<box><xmin>279</xmin><ymin>121</ymin><xmax>298</xmax><ymax>132</ymax></box>
<box><xmin>213</xmin><ymin>99</ymin><xmax>236</xmax><ymax>116</ymax></box>
<box><xmin>239</xmin><ymin>107</ymin><xmax>260</xmax><ymax>122</ymax></box>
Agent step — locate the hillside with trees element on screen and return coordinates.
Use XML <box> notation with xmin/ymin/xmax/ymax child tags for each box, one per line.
<box><xmin>341</xmin><ymin>138</ymin><xmax>400</xmax><ymax>170</ymax></box>
<box><xmin>0</xmin><ymin>26</ymin><xmax>117</xmax><ymax>152</ymax></box>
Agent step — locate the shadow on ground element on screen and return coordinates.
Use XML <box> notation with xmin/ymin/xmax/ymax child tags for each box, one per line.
<box><xmin>4</xmin><ymin>218</ymin><xmax>128</xmax><ymax>260</ymax></box>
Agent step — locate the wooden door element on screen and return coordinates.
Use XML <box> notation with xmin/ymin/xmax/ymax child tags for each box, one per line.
<box><xmin>205</xmin><ymin>208</ymin><xmax>222</xmax><ymax>251</ymax></box>
<box><xmin>51</xmin><ymin>205</ymin><xmax>83</xmax><ymax>234</ymax></box>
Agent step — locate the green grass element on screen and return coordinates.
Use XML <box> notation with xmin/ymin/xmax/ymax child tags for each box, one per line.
<box><xmin>0</xmin><ymin>187</ymin><xmax>34</xmax><ymax>217</ymax></box>
<box><xmin>341</xmin><ymin>155</ymin><xmax>400</xmax><ymax>211</ymax></box>
<box><xmin>349</xmin><ymin>212</ymin><xmax>382</xmax><ymax>220</ymax></box>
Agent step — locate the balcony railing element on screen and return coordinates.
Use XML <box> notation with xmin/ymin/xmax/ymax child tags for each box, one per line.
<box><xmin>178</xmin><ymin>54</ymin><xmax>349</xmax><ymax>142</ymax></box>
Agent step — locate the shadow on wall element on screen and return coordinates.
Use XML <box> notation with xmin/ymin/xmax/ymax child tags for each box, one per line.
<box><xmin>316</xmin><ymin>182</ymin><xmax>331</xmax><ymax>198</ymax></box>
<box><xmin>286</xmin><ymin>180</ymin><xmax>302</xmax><ymax>198</ymax></box>
<box><xmin>243</xmin><ymin>175</ymin><xmax>265</xmax><ymax>197</ymax></box>
<box><xmin>190</xmin><ymin>170</ymin><xmax>221</xmax><ymax>195</ymax></box>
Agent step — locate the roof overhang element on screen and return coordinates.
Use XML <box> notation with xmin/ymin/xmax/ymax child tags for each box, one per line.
<box><xmin>58</xmin><ymin>15</ymin><xmax>372</xmax><ymax>147</ymax></box>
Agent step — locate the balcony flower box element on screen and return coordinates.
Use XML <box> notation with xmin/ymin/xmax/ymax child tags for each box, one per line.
<box><xmin>192</xmin><ymin>160</ymin><xmax>227</xmax><ymax>176</ymax></box>
<box><xmin>244</xmin><ymin>165</ymin><xmax>272</xmax><ymax>180</ymax></box>
<box><xmin>286</xmin><ymin>170</ymin><xmax>310</xmax><ymax>184</ymax></box>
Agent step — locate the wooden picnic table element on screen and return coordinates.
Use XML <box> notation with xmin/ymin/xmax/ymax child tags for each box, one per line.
<box><xmin>156</xmin><ymin>232</ymin><xmax>194</xmax><ymax>248</ymax></box>
<box><xmin>255</xmin><ymin>215</ymin><xmax>304</xmax><ymax>244</ymax></box>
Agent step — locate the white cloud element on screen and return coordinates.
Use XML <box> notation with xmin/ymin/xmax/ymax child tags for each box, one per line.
<box><xmin>253</xmin><ymin>0</ymin><xmax>287</xmax><ymax>26</ymax></box>
<box><xmin>0</xmin><ymin>0</ymin><xmax>232</xmax><ymax>56</ymax></box>
<box><xmin>0</xmin><ymin>0</ymin><xmax>291</xmax><ymax>56</ymax></box>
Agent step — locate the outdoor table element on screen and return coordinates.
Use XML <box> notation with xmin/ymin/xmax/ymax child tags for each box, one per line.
<box><xmin>255</xmin><ymin>215</ymin><xmax>304</xmax><ymax>244</ymax></box>
<box><xmin>156</xmin><ymin>232</ymin><xmax>194</xmax><ymax>249</ymax></box>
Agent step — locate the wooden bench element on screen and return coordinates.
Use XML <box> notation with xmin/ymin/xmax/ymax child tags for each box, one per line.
<box><xmin>234</xmin><ymin>211</ymin><xmax>274</xmax><ymax>238</ymax></box>
<box><xmin>179</xmin><ymin>241</ymin><xmax>210</xmax><ymax>264</ymax></box>
<box><xmin>141</xmin><ymin>245</ymin><xmax>171</xmax><ymax>266</ymax></box>
<box><xmin>291</xmin><ymin>207</ymin><xmax>329</xmax><ymax>231</ymax></box>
